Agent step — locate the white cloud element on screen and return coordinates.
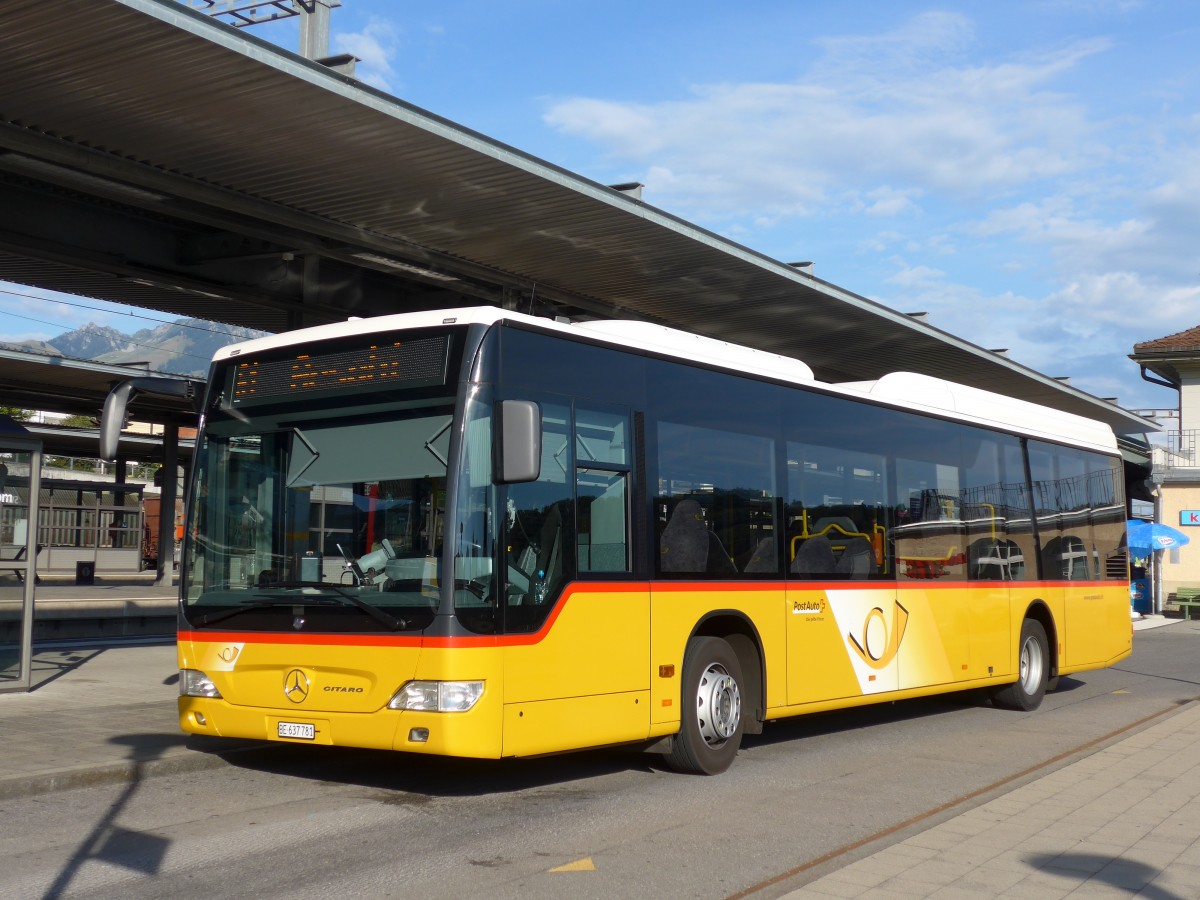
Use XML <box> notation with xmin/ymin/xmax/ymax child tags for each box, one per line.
<box><xmin>856</xmin><ymin>186</ymin><xmax>923</xmax><ymax>218</ymax></box>
<box><xmin>872</xmin><ymin>263</ymin><xmax>1188</xmax><ymax>406</ymax></box>
<box><xmin>544</xmin><ymin>16</ymin><xmax>1109</xmax><ymax>220</ymax></box>
<box><xmin>886</xmin><ymin>261</ymin><xmax>946</xmax><ymax>289</ymax></box>
<box><xmin>537</xmin><ymin>9</ymin><xmax>1192</xmax><ymax>408</ymax></box>
<box><xmin>543</xmin><ymin>99</ymin><xmax>666</xmax><ymax>157</ymax></box>
<box><xmin>335</xmin><ymin>19</ymin><xmax>400</xmax><ymax>92</ymax></box>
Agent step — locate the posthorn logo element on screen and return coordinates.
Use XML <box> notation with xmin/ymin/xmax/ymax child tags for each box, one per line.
<box><xmin>847</xmin><ymin>601</ymin><xmax>910</xmax><ymax>670</ymax></box>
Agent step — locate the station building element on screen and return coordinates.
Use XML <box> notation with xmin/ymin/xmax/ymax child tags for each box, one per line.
<box><xmin>1131</xmin><ymin>326</ymin><xmax>1200</xmax><ymax>603</ymax></box>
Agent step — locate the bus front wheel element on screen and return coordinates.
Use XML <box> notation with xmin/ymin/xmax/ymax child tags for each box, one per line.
<box><xmin>666</xmin><ymin>636</ymin><xmax>744</xmax><ymax>775</ymax></box>
<box><xmin>992</xmin><ymin>619</ymin><xmax>1049</xmax><ymax>711</ymax></box>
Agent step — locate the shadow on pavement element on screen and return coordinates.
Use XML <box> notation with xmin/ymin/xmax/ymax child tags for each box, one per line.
<box><xmin>1024</xmin><ymin>853</ymin><xmax>1182</xmax><ymax>900</ymax></box>
<box><xmin>27</xmin><ymin>648</ymin><xmax>105</xmax><ymax>691</ymax></box>
<box><xmin>215</xmin><ymin>738</ymin><xmax>661</xmax><ymax>798</ymax></box>
<box><xmin>40</xmin><ymin>733</ymin><xmax>179</xmax><ymax>899</ymax></box>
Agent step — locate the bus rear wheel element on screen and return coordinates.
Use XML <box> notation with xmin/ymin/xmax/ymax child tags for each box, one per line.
<box><xmin>666</xmin><ymin>636</ymin><xmax>744</xmax><ymax>775</ymax></box>
<box><xmin>992</xmin><ymin>619</ymin><xmax>1049</xmax><ymax>711</ymax></box>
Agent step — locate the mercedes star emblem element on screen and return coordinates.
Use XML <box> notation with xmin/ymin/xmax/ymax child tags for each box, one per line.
<box><xmin>283</xmin><ymin>668</ymin><xmax>310</xmax><ymax>704</ymax></box>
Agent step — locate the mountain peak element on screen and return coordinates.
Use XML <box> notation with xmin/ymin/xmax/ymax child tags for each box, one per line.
<box><xmin>4</xmin><ymin>317</ymin><xmax>269</xmax><ymax>376</ymax></box>
<box><xmin>48</xmin><ymin>323</ymin><xmax>129</xmax><ymax>359</ymax></box>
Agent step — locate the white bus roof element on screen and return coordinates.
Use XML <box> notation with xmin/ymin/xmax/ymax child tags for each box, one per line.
<box><xmin>214</xmin><ymin>307</ymin><xmax>1117</xmax><ymax>455</ymax></box>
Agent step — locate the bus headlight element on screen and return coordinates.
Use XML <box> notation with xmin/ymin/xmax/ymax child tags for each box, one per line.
<box><xmin>180</xmin><ymin>668</ymin><xmax>222</xmax><ymax>699</ymax></box>
<box><xmin>388</xmin><ymin>680</ymin><xmax>484</xmax><ymax>712</ymax></box>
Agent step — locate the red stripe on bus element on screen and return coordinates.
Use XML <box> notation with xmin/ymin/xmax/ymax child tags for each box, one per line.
<box><xmin>178</xmin><ymin>580</ymin><xmax>651</xmax><ymax>649</ymax></box>
<box><xmin>178</xmin><ymin>578</ymin><xmax>1128</xmax><ymax>649</ymax></box>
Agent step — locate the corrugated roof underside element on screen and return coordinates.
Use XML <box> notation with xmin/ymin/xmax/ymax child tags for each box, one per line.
<box><xmin>0</xmin><ymin>252</ymin><xmax>290</xmax><ymax>333</ymax></box>
<box><xmin>0</xmin><ymin>0</ymin><xmax>1155</xmax><ymax>433</ymax></box>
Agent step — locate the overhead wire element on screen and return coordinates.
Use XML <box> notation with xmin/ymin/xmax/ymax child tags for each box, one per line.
<box><xmin>0</xmin><ymin>285</ymin><xmax>259</xmax><ymax>365</ymax></box>
<box><xmin>0</xmin><ymin>285</ymin><xmax>251</xmax><ymax>339</ymax></box>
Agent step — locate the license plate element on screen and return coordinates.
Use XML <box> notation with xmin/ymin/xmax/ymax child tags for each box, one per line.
<box><xmin>277</xmin><ymin>721</ymin><xmax>315</xmax><ymax>740</ymax></box>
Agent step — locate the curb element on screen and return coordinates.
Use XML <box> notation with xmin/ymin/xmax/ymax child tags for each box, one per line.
<box><xmin>0</xmin><ymin>739</ymin><xmax>270</xmax><ymax>801</ymax></box>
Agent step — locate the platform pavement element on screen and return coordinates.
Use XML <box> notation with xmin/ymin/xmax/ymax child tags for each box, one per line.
<box><xmin>0</xmin><ymin>575</ymin><xmax>255</xmax><ymax>798</ymax></box>
<box><xmin>781</xmin><ymin>682</ymin><xmax>1200</xmax><ymax>898</ymax></box>
<box><xmin>18</xmin><ymin>571</ymin><xmax>180</xmax><ymax>607</ymax></box>
<box><xmin>0</xmin><ymin>613</ymin><xmax>1194</xmax><ymax>899</ymax></box>
<box><xmin>3</xmin><ymin>572</ymin><xmax>180</xmax><ymax>642</ymax></box>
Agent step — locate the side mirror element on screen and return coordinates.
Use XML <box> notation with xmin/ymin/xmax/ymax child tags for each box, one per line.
<box><xmin>100</xmin><ymin>377</ymin><xmax>200</xmax><ymax>461</ymax></box>
<box><xmin>498</xmin><ymin>400</ymin><xmax>541</xmax><ymax>483</ymax></box>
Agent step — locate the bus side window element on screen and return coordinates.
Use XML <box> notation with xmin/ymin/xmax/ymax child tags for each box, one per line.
<box><xmin>963</xmin><ymin>433</ymin><xmax>1027</xmax><ymax>582</ymax></box>
<box><xmin>895</xmin><ymin>460</ymin><xmax>965</xmax><ymax>581</ymax></box>
<box><xmin>786</xmin><ymin>441</ymin><xmax>886</xmax><ymax>580</ymax></box>
<box><xmin>1029</xmin><ymin>441</ymin><xmax>1118</xmax><ymax>582</ymax></box>
<box><xmin>575</xmin><ymin>407</ymin><xmax>631</xmax><ymax>574</ymax></box>
<box><xmin>1089</xmin><ymin>455</ymin><xmax>1126</xmax><ymax>580</ymax></box>
<box><xmin>655</xmin><ymin>421</ymin><xmax>776</xmax><ymax>578</ymax></box>
<box><xmin>578</xmin><ymin>469</ymin><xmax>628</xmax><ymax>572</ymax></box>
<box><xmin>504</xmin><ymin>402</ymin><xmax>574</xmax><ymax>631</ymax></box>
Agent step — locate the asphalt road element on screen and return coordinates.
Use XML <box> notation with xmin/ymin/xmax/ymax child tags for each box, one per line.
<box><xmin>4</xmin><ymin>623</ymin><xmax>1199</xmax><ymax>900</ymax></box>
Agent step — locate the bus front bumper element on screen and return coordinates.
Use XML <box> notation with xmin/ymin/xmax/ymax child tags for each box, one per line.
<box><xmin>179</xmin><ymin>696</ymin><xmax>504</xmax><ymax>758</ymax></box>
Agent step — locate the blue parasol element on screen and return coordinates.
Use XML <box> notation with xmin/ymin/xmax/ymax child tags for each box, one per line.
<box><xmin>1126</xmin><ymin>519</ymin><xmax>1191</xmax><ymax>554</ymax></box>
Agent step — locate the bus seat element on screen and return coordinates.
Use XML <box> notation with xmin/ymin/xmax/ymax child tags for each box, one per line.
<box><xmin>706</xmin><ymin>531</ymin><xmax>737</xmax><ymax>574</ymax></box>
<box><xmin>660</xmin><ymin>498</ymin><xmax>710</xmax><ymax>573</ymax></box>
<box><xmin>536</xmin><ymin>502</ymin><xmax>566</xmax><ymax>587</ymax></box>
<box><xmin>743</xmin><ymin>536</ymin><xmax>777</xmax><ymax>574</ymax></box>
<box><xmin>834</xmin><ymin>537</ymin><xmax>875</xmax><ymax>577</ymax></box>
<box><xmin>791</xmin><ymin>534</ymin><xmax>836</xmax><ymax>576</ymax></box>
<box><xmin>811</xmin><ymin>516</ymin><xmax>861</xmax><ymax>539</ymax></box>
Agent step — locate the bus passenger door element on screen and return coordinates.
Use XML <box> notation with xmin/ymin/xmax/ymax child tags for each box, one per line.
<box><xmin>500</xmin><ymin>403</ymin><xmax>650</xmax><ymax>756</ymax></box>
<box><xmin>891</xmin><ymin>460</ymin><xmax>972</xmax><ymax>692</ymax></box>
<box><xmin>784</xmin><ymin>441</ymin><xmax>900</xmax><ymax>704</ymax></box>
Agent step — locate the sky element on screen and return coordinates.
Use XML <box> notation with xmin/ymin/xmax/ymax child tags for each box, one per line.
<box><xmin>2</xmin><ymin>0</ymin><xmax>1197</xmax><ymax>414</ymax></box>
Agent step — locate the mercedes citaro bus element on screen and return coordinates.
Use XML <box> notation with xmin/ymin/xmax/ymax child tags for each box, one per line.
<box><xmin>102</xmin><ymin>307</ymin><xmax>1132</xmax><ymax>774</ymax></box>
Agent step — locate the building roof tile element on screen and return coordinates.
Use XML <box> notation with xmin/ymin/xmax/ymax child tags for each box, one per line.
<box><xmin>1134</xmin><ymin>325</ymin><xmax>1200</xmax><ymax>353</ymax></box>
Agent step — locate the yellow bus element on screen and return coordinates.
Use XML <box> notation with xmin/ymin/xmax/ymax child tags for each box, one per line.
<box><xmin>116</xmin><ymin>307</ymin><xmax>1132</xmax><ymax>774</ymax></box>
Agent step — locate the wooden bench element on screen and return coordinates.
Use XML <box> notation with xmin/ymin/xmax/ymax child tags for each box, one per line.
<box><xmin>1173</xmin><ymin>587</ymin><xmax>1200</xmax><ymax>620</ymax></box>
<box><xmin>0</xmin><ymin>544</ymin><xmax>42</xmax><ymax>585</ymax></box>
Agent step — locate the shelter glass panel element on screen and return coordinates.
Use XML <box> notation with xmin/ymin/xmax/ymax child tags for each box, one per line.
<box><xmin>0</xmin><ymin>450</ymin><xmax>36</xmax><ymax>691</ymax></box>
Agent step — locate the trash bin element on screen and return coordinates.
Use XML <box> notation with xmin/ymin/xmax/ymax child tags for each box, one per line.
<box><xmin>75</xmin><ymin>560</ymin><xmax>96</xmax><ymax>586</ymax></box>
<box><xmin>1130</xmin><ymin>577</ymin><xmax>1151</xmax><ymax>614</ymax></box>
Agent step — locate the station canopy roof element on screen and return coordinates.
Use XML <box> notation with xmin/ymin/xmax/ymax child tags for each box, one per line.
<box><xmin>0</xmin><ymin>0</ymin><xmax>1155</xmax><ymax>436</ymax></box>
<box><xmin>0</xmin><ymin>347</ymin><xmax>197</xmax><ymax>461</ymax></box>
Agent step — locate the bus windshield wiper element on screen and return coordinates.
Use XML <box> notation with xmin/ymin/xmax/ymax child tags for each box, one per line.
<box><xmin>272</xmin><ymin>581</ymin><xmax>408</xmax><ymax>631</ymax></box>
<box><xmin>191</xmin><ymin>598</ymin><xmax>293</xmax><ymax>628</ymax></box>
<box><xmin>191</xmin><ymin>583</ymin><xmax>407</xmax><ymax>631</ymax></box>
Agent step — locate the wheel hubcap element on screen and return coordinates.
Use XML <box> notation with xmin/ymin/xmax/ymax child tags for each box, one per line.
<box><xmin>695</xmin><ymin>662</ymin><xmax>741</xmax><ymax>747</ymax></box>
<box><xmin>1019</xmin><ymin>634</ymin><xmax>1044</xmax><ymax>694</ymax></box>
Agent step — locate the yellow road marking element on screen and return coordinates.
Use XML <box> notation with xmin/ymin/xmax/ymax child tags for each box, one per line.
<box><xmin>550</xmin><ymin>858</ymin><xmax>596</xmax><ymax>873</ymax></box>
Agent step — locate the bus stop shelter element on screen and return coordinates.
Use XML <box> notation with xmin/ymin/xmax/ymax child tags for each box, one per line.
<box><xmin>0</xmin><ymin>415</ymin><xmax>42</xmax><ymax>693</ymax></box>
<box><xmin>0</xmin><ymin>349</ymin><xmax>198</xmax><ymax>586</ymax></box>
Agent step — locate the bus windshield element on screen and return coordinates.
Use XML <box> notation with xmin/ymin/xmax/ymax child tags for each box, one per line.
<box><xmin>182</xmin><ymin>401</ymin><xmax>456</xmax><ymax>633</ymax></box>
